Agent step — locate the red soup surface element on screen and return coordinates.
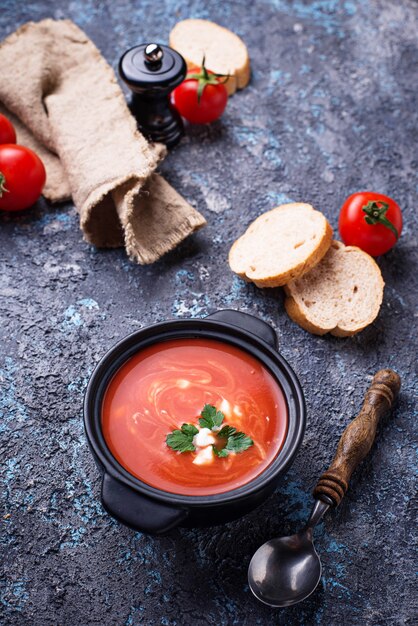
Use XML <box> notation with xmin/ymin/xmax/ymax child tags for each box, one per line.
<box><xmin>102</xmin><ymin>338</ymin><xmax>288</xmax><ymax>496</ymax></box>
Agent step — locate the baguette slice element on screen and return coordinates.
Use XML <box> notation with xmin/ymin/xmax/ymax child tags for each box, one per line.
<box><xmin>284</xmin><ymin>241</ymin><xmax>384</xmax><ymax>336</ymax></box>
<box><xmin>229</xmin><ymin>203</ymin><xmax>333</xmax><ymax>287</ymax></box>
<box><xmin>169</xmin><ymin>19</ymin><xmax>250</xmax><ymax>96</ymax></box>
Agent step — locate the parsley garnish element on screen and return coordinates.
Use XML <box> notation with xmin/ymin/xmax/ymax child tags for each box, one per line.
<box><xmin>218</xmin><ymin>425</ymin><xmax>236</xmax><ymax>438</ymax></box>
<box><xmin>166</xmin><ymin>423</ymin><xmax>198</xmax><ymax>452</ymax></box>
<box><xmin>166</xmin><ymin>405</ymin><xmax>254</xmax><ymax>457</ymax></box>
<box><xmin>198</xmin><ymin>404</ymin><xmax>224</xmax><ymax>430</ymax></box>
<box><xmin>216</xmin><ymin>425</ymin><xmax>254</xmax><ymax>455</ymax></box>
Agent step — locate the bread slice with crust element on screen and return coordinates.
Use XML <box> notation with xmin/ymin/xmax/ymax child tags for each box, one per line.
<box><xmin>228</xmin><ymin>203</ymin><xmax>333</xmax><ymax>287</ymax></box>
<box><xmin>284</xmin><ymin>240</ymin><xmax>384</xmax><ymax>336</ymax></box>
<box><xmin>169</xmin><ymin>19</ymin><xmax>250</xmax><ymax>96</ymax></box>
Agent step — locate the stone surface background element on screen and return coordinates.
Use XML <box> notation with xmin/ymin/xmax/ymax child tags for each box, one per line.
<box><xmin>1</xmin><ymin>1</ymin><xmax>417</xmax><ymax>625</ymax></box>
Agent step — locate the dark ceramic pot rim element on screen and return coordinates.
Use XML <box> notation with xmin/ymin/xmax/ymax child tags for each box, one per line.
<box><xmin>83</xmin><ymin>310</ymin><xmax>306</xmax><ymax>507</ymax></box>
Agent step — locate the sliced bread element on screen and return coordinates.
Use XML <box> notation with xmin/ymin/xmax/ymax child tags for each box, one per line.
<box><xmin>228</xmin><ymin>203</ymin><xmax>333</xmax><ymax>287</ymax></box>
<box><xmin>284</xmin><ymin>240</ymin><xmax>384</xmax><ymax>336</ymax></box>
<box><xmin>169</xmin><ymin>19</ymin><xmax>250</xmax><ymax>96</ymax></box>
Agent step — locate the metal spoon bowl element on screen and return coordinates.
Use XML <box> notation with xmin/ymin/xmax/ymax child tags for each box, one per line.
<box><xmin>248</xmin><ymin>500</ymin><xmax>329</xmax><ymax>607</ymax></box>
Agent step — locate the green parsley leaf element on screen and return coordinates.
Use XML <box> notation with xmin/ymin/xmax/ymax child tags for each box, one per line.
<box><xmin>180</xmin><ymin>423</ymin><xmax>199</xmax><ymax>437</ymax></box>
<box><xmin>166</xmin><ymin>423</ymin><xmax>198</xmax><ymax>452</ymax></box>
<box><xmin>225</xmin><ymin>431</ymin><xmax>254</xmax><ymax>453</ymax></box>
<box><xmin>199</xmin><ymin>404</ymin><xmax>225</xmax><ymax>430</ymax></box>
<box><xmin>218</xmin><ymin>425</ymin><xmax>237</xmax><ymax>438</ymax></box>
<box><xmin>213</xmin><ymin>425</ymin><xmax>253</xmax><ymax>456</ymax></box>
<box><xmin>212</xmin><ymin>445</ymin><xmax>229</xmax><ymax>458</ymax></box>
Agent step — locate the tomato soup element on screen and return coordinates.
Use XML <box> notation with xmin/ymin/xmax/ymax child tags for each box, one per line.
<box><xmin>101</xmin><ymin>338</ymin><xmax>288</xmax><ymax>495</ymax></box>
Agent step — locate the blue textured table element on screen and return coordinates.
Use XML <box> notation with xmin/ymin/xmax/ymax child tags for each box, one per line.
<box><xmin>1</xmin><ymin>1</ymin><xmax>417</xmax><ymax>625</ymax></box>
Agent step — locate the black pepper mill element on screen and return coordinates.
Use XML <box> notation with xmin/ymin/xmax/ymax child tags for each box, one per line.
<box><xmin>119</xmin><ymin>43</ymin><xmax>187</xmax><ymax>148</ymax></box>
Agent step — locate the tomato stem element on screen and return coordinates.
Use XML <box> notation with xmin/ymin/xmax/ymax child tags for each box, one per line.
<box><xmin>0</xmin><ymin>171</ymin><xmax>9</xmax><ymax>197</ymax></box>
<box><xmin>186</xmin><ymin>55</ymin><xmax>230</xmax><ymax>104</ymax></box>
<box><xmin>362</xmin><ymin>200</ymin><xmax>399</xmax><ymax>239</ymax></box>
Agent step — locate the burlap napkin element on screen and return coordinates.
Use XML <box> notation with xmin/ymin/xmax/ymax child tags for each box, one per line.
<box><xmin>0</xmin><ymin>19</ymin><xmax>206</xmax><ymax>263</ymax></box>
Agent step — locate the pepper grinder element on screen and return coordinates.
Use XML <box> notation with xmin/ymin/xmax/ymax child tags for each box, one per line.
<box><xmin>119</xmin><ymin>43</ymin><xmax>187</xmax><ymax>148</ymax></box>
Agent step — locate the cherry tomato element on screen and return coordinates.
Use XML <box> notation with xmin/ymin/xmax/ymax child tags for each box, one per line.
<box><xmin>0</xmin><ymin>114</ymin><xmax>16</xmax><ymax>144</ymax></box>
<box><xmin>0</xmin><ymin>144</ymin><xmax>46</xmax><ymax>212</ymax></box>
<box><xmin>339</xmin><ymin>191</ymin><xmax>402</xmax><ymax>256</ymax></box>
<box><xmin>172</xmin><ymin>61</ymin><xmax>228</xmax><ymax>124</ymax></box>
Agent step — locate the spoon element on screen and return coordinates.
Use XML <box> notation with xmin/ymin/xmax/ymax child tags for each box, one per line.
<box><xmin>248</xmin><ymin>368</ymin><xmax>401</xmax><ymax>608</ymax></box>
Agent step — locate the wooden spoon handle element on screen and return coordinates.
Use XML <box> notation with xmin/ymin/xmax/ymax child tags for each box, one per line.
<box><xmin>313</xmin><ymin>369</ymin><xmax>401</xmax><ymax>507</ymax></box>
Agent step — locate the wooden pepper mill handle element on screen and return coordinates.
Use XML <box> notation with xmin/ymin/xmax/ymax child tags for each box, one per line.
<box><xmin>313</xmin><ymin>369</ymin><xmax>401</xmax><ymax>507</ymax></box>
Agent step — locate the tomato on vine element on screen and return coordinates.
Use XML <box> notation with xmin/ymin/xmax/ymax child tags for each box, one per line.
<box><xmin>339</xmin><ymin>191</ymin><xmax>402</xmax><ymax>256</ymax></box>
<box><xmin>172</xmin><ymin>58</ymin><xmax>228</xmax><ymax>124</ymax></box>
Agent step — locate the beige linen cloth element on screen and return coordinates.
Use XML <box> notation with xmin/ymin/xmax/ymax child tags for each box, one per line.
<box><xmin>0</xmin><ymin>19</ymin><xmax>206</xmax><ymax>263</ymax></box>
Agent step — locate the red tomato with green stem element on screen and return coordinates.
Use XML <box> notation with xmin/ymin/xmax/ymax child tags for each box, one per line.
<box><xmin>172</xmin><ymin>58</ymin><xmax>228</xmax><ymax>124</ymax></box>
<box><xmin>0</xmin><ymin>114</ymin><xmax>16</xmax><ymax>144</ymax></box>
<box><xmin>339</xmin><ymin>191</ymin><xmax>402</xmax><ymax>256</ymax></box>
<box><xmin>0</xmin><ymin>144</ymin><xmax>46</xmax><ymax>212</ymax></box>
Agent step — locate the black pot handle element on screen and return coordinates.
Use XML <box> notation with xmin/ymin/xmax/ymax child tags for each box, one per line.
<box><xmin>207</xmin><ymin>309</ymin><xmax>278</xmax><ymax>349</ymax></box>
<box><xmin>101</xmin><ymin>473</ymin><xmax>188</xmax><ymax>534</ymax></box>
